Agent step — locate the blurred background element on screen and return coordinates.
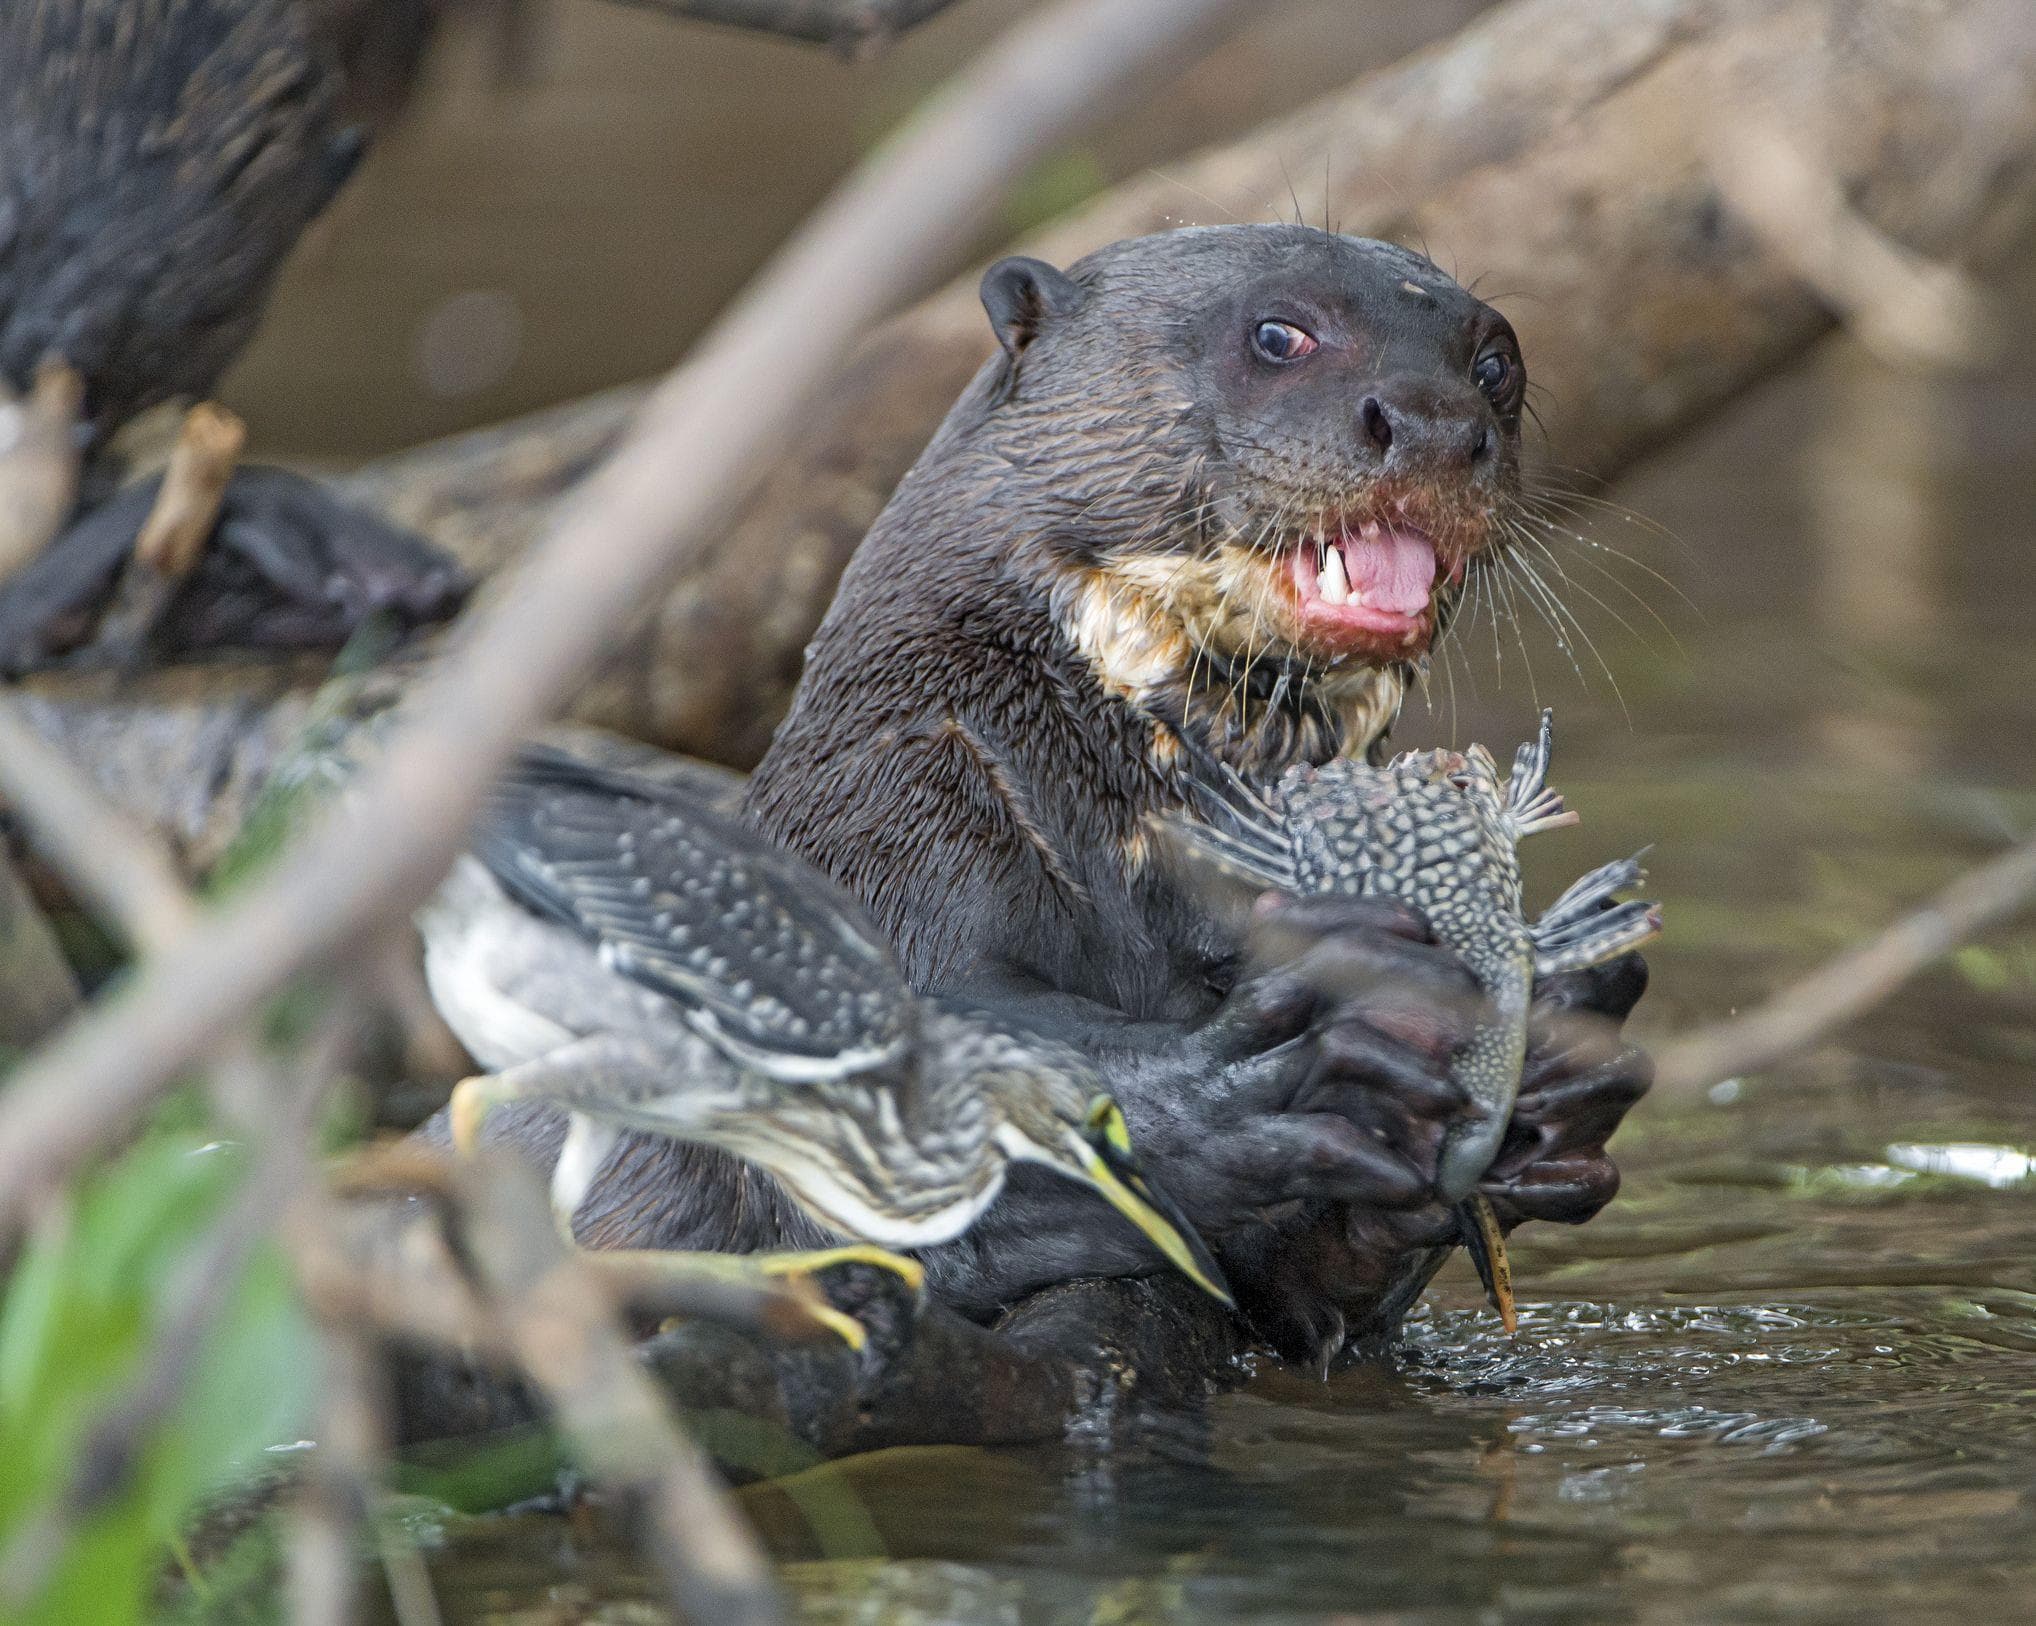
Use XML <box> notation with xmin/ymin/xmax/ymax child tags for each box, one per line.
<box><xmin>111</xmin><ymin>0</ymin><xmax>2036</xmax><ymax>1616</ymax></box>
<box><xmin>227</xmin><ymin>0</ymin><xmax>1489</xmax><ymax>457</ymax></box>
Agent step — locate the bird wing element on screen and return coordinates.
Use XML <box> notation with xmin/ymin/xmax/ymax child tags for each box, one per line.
<box><xmin>476</xmin><ymin>743</ymin><xmax>915</xmax><ymax>1083</ymax></box>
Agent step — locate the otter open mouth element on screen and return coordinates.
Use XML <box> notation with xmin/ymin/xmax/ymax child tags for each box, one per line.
<box><xmin>1287</xmin><ymin>519</ymin><xmax>1457</xmax><ymax>661</ymax></box>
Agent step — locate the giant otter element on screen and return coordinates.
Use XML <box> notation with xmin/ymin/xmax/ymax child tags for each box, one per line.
<box><xmin>458</xmin><ymin>223</ymin><xmax>1648</xmax><ymax>1365</ymax></box>
<box><xmin>740</xmin><ymin>225</ymin><xmax>1651</xmax><ymax>1358</ymax></box>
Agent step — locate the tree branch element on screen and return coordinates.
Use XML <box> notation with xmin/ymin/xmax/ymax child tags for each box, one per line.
<box><xmin>1654</xmin><ymin>828</ymin><xmax>2036</xmax><ymax>1092</ymax></box>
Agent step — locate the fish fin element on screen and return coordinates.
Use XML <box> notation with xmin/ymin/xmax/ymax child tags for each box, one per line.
<box><xmin>1152</xmin><ymin>760</ymin><xmax>1299</xmax><ymax>894</ymax></box>
<box><xmin>1504</xmin><ymin>709</ymin><xmax>1580</xmax><ymax>838</ymax></box>
<box><xmin>1535</xmin><ymin>849</ymin><xmax>1652</xmax><ymax>935</ymax></box>
<box><xmin>1532</xmin><ymin>898</ymin><xmax>1662</xmax><ymax>977</ymax></box>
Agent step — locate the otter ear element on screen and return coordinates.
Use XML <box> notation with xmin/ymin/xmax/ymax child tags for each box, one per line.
<box><xmin>980</xmin><ymin>257</ymin><xmax>1085</xmax><ymax>360</ymax></box>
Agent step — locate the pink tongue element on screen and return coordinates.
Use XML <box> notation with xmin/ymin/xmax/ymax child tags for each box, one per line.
<box><xmin>1341</xmin><ymin>528</ymin><xmax>1437</xmax><ymax>615</ymax></box>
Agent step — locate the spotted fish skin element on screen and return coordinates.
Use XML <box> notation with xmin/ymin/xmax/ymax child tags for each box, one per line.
<box><xmin>1168</xmin><ymin>710</ymin><xmax>1660</xmax><ymax>1203</ymax></box>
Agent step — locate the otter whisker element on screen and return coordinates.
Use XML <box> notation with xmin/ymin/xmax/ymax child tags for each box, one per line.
<box><xmin>1491</xmin><ymin>555</ymin><xmax>1546</xmax><ymax>710</ymax></box>
<box><xmin>1471</xmin><ymin>552</ymin><xmax>1508</xmax><ymax>684</ymax></box>
<box><xmin>1513</xmin><ymin>528</ymin><xmax>1686</xmax><ymax>660</ymax></box>
<box><xmin>1481</xmin><ymin>550</ymin><xmax>1543</xmax><ymax>708</ymax></box>
<box><xmin>1226</xmin><ymin>503</ymin><xmax>1290</xmax><ymax>740</ymax></box>
<box><xmin>1505</xmin><ymin>545</ymin><xmax>1630</xmax><ymax>720</ymax></box>
<box><xmin>1489</xmin><ymin>541</ymin><xmax>1583</xmax><ymax>678</ymax></box>
<box><xmin>1512</xmin><ymin>506</ymin><xmax>1701</xmax><ymax>619</ymax></box>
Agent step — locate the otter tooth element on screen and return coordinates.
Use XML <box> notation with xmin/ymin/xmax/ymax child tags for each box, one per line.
<box><xmin>1319</xmin><ymin>544</ymin><xmax>1351</xmax><ymax>604</ymax></box>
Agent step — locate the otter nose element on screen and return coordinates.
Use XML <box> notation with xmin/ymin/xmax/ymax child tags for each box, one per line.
<box><xmin>1360</xmin><ymin>395</ymin><xmax>1393</xmax><ymax>453</ymax></box>
<box><xmin>1356</xmin><ymin>387</ymin><xmax>1495</xmax><ymax>474</ymax></box>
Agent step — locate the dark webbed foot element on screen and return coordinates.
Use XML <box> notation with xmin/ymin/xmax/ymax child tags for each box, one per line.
<box><xmin>0</xmin><ymin>464</ymin><xmax>467</xmax><ymax>674</ymax></box>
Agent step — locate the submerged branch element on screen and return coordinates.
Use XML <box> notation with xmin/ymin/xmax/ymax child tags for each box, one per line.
<box><xmin>1654</xmin><ymin>827</ymin><xmax>2036</xmax><ymax>1092</ymax></box>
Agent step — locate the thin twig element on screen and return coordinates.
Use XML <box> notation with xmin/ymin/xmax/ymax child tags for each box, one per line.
<box><xmin>449</xmin><ymin>1151</ymin><xmax>788</xmax><ymax>1626</ymax></box>
<box><xmin>0</xmin><ymin>0</ymin><xmax>1253</xmax><ymax>1242</ymax></box>
<box><xmin>326</xmin><ymin>1142</ymin><xmax>848</xmax><ymax>1344</ymax></box>
<box><xmin>289</xmin><ymin>1218</ymin><xmax>509</xmax><ymax>1359</ymax></box>
<box><xmin>1654</xmin><ymin>827</ymin><xmax>2036</xmax><ymax>1092</ymax></box>
<box><xmin>289</xmin><ymin>1320</ymin><xmax>443</xmax><ymax>1626</ymax></box>
<box><xmin>604</xmin><ymin>0</ymin><xmax>961</xmax><ymax>54</ymax></box>
<box><xmin>0</xmin><ymin>697</ymin><xmax>200</xmax><ymax>955</ymax></box>
<box><xmin>0</xmin><ymin>844</ymin><xmax>80</xmax><ymax>1047</ymax></box>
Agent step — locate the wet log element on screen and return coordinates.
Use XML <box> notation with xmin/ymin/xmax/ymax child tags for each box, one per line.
<box><xmin>344</xmin><ymin>0</ymin><xmax>2036</xmax><ymax>766</ymax></box>
<box><xmin>386</xmin><ymin>1251</ymin><xmax>1249</xmax><ymax>1469</ymax></box>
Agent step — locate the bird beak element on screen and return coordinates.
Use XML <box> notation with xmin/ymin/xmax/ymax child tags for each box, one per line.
<box><xmin>1074</xmin><ymin>1099</ymin><xmax>1234</xmax><ymax>1308</ymax></box>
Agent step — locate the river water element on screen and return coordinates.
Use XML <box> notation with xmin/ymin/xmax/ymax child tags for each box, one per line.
<box><xmin>230</xmin><ymin>4</ymin><xmax>2036</xmax><ymax>1621</ymax></box>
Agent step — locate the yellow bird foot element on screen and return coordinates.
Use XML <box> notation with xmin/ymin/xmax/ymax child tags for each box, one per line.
<box><xmin>752</xmin><ymin>1244</ymin><xmax>927</xmax><ymax>1298</ymax></box>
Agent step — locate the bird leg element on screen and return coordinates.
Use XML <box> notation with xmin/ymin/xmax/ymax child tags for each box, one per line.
<box><xmin>577</xmin><ymin>1246</ymin><xmax>927</xmax><ymax>1352</ymax></box>
<box><xmin>89</xmin><ymin>402</ymin><xmax>246</xmax><ymax>659</ymax></box>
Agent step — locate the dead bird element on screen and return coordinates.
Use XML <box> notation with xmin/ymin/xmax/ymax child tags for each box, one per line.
<box><xmin>1159</xmin><ymin>710</ymin><xmax>1660</xmax><ymax>1331</ymax></box>
<box><xmin>227</xmin><ymin>681</ymin><xmax>1234</xmax><ymax>1331</ymax></box>
<box><xmin>427</xmin><ymin>744</ymin><xmax>1235</xmax><ymax>1320</ymax></box>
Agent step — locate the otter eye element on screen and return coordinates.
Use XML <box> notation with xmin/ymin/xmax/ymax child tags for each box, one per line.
<box><xmin>1252</xmin><ymin>320</ymin><xmax>1318</xmax><ymax>363</ymax></box>
<box><xmin>1473</xmin><ymin>348</ymin><xmax>1519</xmax><ymax>404</ymax></box>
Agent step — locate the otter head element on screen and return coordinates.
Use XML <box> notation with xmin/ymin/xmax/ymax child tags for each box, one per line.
<box><xmin>975</xmin><ymin>225</ymin><xmax>1524</xmax><ymax>771</ymax></box>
